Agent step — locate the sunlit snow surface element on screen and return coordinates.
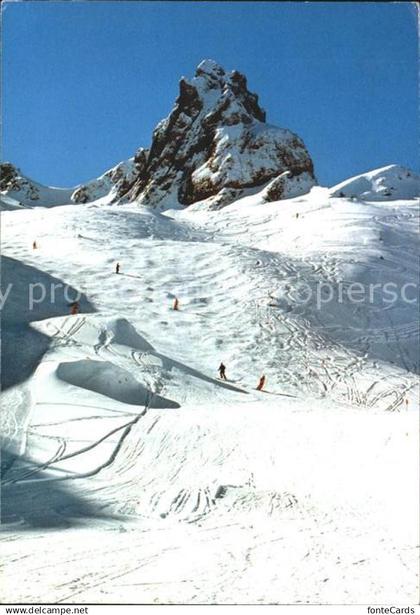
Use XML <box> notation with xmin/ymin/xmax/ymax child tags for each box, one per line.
<box><xmin>0</xmin><ymin>182</ymin><xmax>418</xmax><ymax>603</ymax></box>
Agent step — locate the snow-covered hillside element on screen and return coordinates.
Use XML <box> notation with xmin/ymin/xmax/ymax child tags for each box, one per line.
<box><xmin>330</xmin><ymin>164</ymin><xmax>420</xmax><ymax>201</ymax></box>
<box><xmin>0</xmin><ymin>157</ymin><xmax>145</xmax><ymax>210</ymax></box>
<box><xmin>1</xmin><ymin>173</ymin><xmax>418</xmax><ymax>603</ymax></box>
<box><xmin>0</xmin><ymin>163</ymin><xmax>74</xmax><ymax>210</ymax></box>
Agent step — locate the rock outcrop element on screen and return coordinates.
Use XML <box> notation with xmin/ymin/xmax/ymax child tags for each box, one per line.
<box><xmin>71</xmin><ymin>149</ymin><xmax>148</xmax><ymax>204</ymax></box>
<box><xmin>123</xmin><ymin>59</ymin><xmax>316</xmax><ymax>208</ymax></box>
<box><xmin>0</xmin><ymin>162</ymin><xmax>41</xmax><ymax>200</ymax></box>
<box><xmin>0</xmin><ymin>162</ymin><xmax>74</xmax><ymax>209</ymax></box>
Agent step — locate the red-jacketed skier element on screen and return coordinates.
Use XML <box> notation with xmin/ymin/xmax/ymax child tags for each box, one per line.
<box><xmin>256</xmin><ymin>375</ymin><xmax>266</xmax><ymax>391</ymax></box>
<box><xmin>70</xmin><ymin>301</ymin><xmax>80</xmax><ymax>315</ymax></box>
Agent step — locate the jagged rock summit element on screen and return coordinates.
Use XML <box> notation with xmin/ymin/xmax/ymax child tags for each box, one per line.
<box><xmin>2</xmin><ymin>63</ymin><xmax>419</xmax><ymax>212</ymax></box>
<box><xmin>1</xmin><ymin>60</ymin><xmax>317</xmax><ymax>211</ymax></box>
<box><xmin>123</xmin><ymin>59</ymin><xmax>316</xmax><ymax>209</ymax></box>
<box><xmin>1</xmin><ymin>61</ymin><xmax>316</xmax><ymax>210</ymax></box>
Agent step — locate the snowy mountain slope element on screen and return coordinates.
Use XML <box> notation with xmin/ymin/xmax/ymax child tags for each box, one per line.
<box><xmin>71</xmin><ymin>150</ymin><xmax>149</xmax><ymax>204</ymax></box>
<box><xmin>177</xmin><ymin>187</ymin><xmax>420</xmax><ymax>372</ymax></box>
<box><xmin>0</xmin><ymin>180</ymin><xmax>418</xmax><ymax>603</ymax></box>
<box><xmin>330</xmin><ymin>164</ymin><xmax>420</xmax><ymax>201</ymax></box>
<box><xmin>0</xmin><ymin>157</ymin><xmax>147</xmax><ymax>210</ymax></box>
<box><xmin>0</xmin><ymin>162</ymin><xmax>74</xmax><ymax>209</ymax></box>
<box><xmin>0</xmin><ymin>194</ymin><xmax>28</xmax><ymax>211</ymax></box>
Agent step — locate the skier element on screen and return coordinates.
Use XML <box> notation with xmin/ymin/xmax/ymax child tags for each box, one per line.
<box><xmin>218</xmin><ymin>362</ymin><xmax>227</xmax><ymax>380</ymax></box>
<box><xmin>173</xmin><ymin>297</ymin><xmax>179</xmax><ymax>311</ymax></box>
<box><xmin>295</xmin><ymin>213</ymin><xmax>299</xmax><ymax>219</ymax></box>
<box><xmin>256</xmin><ymin>374</ymin><xmax>266</xmax><ymax>391</ymax></box>
<box><xmin>115</xmin><ymin>262</ymin><xmax>120</xmax><ymax>274</ymax></box>
<box><xmin>70</xmin><ymin>300</ymin><xmax>80</xmax><ymax>315</ymax></box>
<box><xmin>32</xmin><ymin>240</ymin><xmax>37</xmax><ymax>250</ymax></box>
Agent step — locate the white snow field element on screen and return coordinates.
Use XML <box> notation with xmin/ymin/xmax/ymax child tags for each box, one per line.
<box><xmin>0</xmin><ymin>179</ymin><xmax>418</xmax><ymax>604</ymax></box>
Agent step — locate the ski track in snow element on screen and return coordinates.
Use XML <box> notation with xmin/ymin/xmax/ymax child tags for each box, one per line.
<box><xmin>0</xmin><ymin>191</ymin><xmax>418</xmax><ymax>603</ymax></box>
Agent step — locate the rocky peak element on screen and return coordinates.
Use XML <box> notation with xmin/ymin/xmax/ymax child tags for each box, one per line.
<box><xmin>178</xmin><ymin>59</ymin><xmax>266</xmax><ymax>125</ymax></box>
<box><xmin>195</xmin><ymin>59</ymin><xmax>226</xmax><ymax>79</ymax></box>
<box><xmin>11</xmin><ymin>61</ymin><xmax>315</xmax><ymax>210</ymax></box>
<box><xmin>122</xmin><ymin>60</ymin><xmax>316</xmax><ymax>208</ymax></box>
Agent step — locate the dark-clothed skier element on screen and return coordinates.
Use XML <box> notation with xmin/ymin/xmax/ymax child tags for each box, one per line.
<box><xmin>218</xmin><ymin>362</ymin><xmax>227</xmax><ymax>380</ymax></box>
<box><xmin>115</xmin><ymin>262</ymin><xmax>120</xmax><ymax>274</ymax></box>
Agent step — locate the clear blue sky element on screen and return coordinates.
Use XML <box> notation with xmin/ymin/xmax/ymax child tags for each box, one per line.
<box><xmin>2</xmin><ymin>1</ymin><xmax>418</xmax><ymax>188</ymax></box>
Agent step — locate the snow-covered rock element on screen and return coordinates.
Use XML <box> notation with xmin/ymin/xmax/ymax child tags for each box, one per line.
<box><xmin>125</xmin><ymin>59</ymin><xmax>316</xmax><ymax>208</ymax></box>
<box><xmin>0</xmin><ymin>152</ymin><xmax>148</xmax><ymax>209</ymax></box>
<box><xmin>4</xmin><ymin>67</ymin><xmax>418</xmax><ymax>214</ymax></box>
<box><xmin>330</xmin><ymin>164</ymin><xmax>420</xmax><ymax>201</ymax></box>
<box><xmin>260</xmin><ymin>169</ymin><xmax>316</xmax><ymax>202</ymax></box>
<box><xmin>0</xmin><ymin>162</ymin><xmax>74</xmax><ymax>209</ymax></box>
<box><xmin>71</xmin><ymin>149</ymin><xmax>148</xmax><ymax>204</ymax></box>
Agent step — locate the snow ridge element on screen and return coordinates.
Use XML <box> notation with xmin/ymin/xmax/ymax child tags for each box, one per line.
<box><xmin>330</xmin><ymin>164</ymin><xmax>420</xmax><ymax>201</ymax></box>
